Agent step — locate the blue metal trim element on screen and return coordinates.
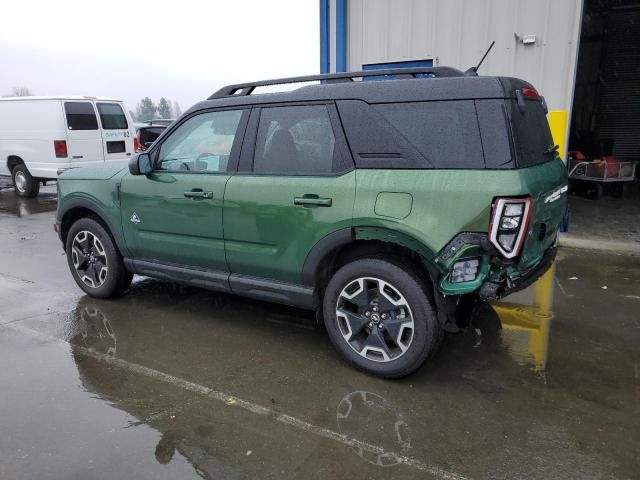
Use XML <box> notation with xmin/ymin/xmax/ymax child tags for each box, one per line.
<box><xmin>320</xmin><ymin>0</ymin><xmax>330</xmax><ymax>74</ymax></box>
<box><xmin>362</xmin><ymin>59</ymin><xmax>434</xmax><ymax>80</ymax></box>
<box><xmin>335</xmin><ymin>0</ymin><xmax>347</xmax><ymax>72</ymax></box>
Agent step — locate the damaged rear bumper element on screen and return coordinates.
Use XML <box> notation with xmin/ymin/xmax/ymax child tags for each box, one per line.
<box><xmin>478</xmin><ymin>245</ymin><xmax>557</xmax><ymax>300</ymax></box>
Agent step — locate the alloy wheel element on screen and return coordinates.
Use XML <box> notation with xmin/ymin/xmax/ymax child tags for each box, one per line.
<box><xmin>335</xmin><ymin>277</ymin><xmax>415</xmax><ymax>362</ymax></box>
<box><xmin>14</xmin><ymin>171</ymin><xmax>27</xmax><ymax>193</ymax></box>
<box><xmin>71</xmin><ymin>231</ymin><xmax>109</xmax><ymax>288</ymax></box>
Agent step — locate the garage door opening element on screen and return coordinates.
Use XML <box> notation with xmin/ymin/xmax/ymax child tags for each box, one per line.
<box><xmin>568</xmin><ymin>0</ymin><xmax>640</xmax><ymax>244</ymax></box>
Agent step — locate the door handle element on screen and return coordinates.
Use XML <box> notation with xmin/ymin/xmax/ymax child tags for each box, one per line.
<box><xmin>71</xmin><ymin>155</ymin><xmax>83</xmax><ymax>159</ymax></box>
<box><xmin>294</xmin><ymin>195</ymin><xmax>332</xmax><ymax>207</ymax></box>
<box><xmin>184</xmin><ymin>190</ymin><xmax>213</xmax><ymax>199</ymax></box>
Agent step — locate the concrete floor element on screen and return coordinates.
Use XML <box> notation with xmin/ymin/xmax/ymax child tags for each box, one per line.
<box><xmin>566</xmin><ymin>180</ymin><xmax>640</xmax><ymax>246</ymax></box>
<box><xmin>1</xmin><ymin>185</ymin><xmax>639</xmax><ymax>480</ymax></box>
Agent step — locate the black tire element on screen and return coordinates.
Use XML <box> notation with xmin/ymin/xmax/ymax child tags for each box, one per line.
<box><xmin>608</xmin><ymin>183</ymin><xmax>625</xmax><ymax>198</ymax></box>
<box><xmin>588</xmin><ymin>183</ymin><xmax>603</xmax><ymax>200</ymax></box>
<box><xmin>323</xmin><ymin>258</ymin><xmax>441</xmax><ymax>378</ymax></box>
<box><xmin>12</xmin><ymin>164</ymin><xmax>40</xmax><ymax>198</ymax></box>
<box><xmin>65</xmin><ymin>217</ymin><xmax>132</xmax><ymax>298</ymax></box>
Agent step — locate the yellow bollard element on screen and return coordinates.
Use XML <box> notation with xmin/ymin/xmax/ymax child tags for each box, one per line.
<box><xmin>492</xmin><ymin>110</ymin><xmax>568</xmax><ymax>370</ymax></box>
<box><xmin>533</xmin><ymin>110</ymin><xmax>567</xmax><ymax>314</ymax></box>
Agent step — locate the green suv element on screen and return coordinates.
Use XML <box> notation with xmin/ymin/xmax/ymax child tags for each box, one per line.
<box><xmin>56</xmin><ymin>67</ymin><xmax>567</xmax><ymax>378</ymax></box>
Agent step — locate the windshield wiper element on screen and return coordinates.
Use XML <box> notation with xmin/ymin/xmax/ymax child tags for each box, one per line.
<box><xmin>545</xmin><ymin>144</ymin><xmax>559</xmax><ymax>155</ymax></box>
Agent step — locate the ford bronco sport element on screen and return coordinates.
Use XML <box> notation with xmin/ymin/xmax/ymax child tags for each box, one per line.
<box><xmin>56</xmin><ymin>67</ymin><xmax>567</xmax><ymax>378</ymax></box>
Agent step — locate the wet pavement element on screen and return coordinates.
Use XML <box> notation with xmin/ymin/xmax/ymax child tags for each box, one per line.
<box><xmin>1</xmin><ymin>187</ymin><xmax>639</xmax><ymax>479</ymax></box>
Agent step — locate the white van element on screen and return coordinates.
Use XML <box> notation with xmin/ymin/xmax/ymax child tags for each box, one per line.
<box><xmin>0</xmin><ymin>96</ymin><xmax>136</xmax><ymax>197</ymax></box>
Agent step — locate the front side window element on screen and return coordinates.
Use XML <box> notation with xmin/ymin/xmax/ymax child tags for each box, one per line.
<box><xmin>65</xmin><ymin>102</ymin><xmax>98</xmax><ymax>130</ymax></box>
<box><xmin>157</xmin><ymin>110</ymin><xmax>243</xmax><ymax>173</ymax></box>
<box><xmin>97</xmin><ymin>103</ymin><xmax>128</xmax><ymax>130</ymax></box>
<box><xmin>253</xmin><ymin>105</ymin><xmax>336</xmax><ymax>174</ymax></box>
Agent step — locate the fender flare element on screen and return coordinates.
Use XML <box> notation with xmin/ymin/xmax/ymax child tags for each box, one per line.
<box><xmin>57</xmin><ymin>198</ymin><xmax>130</xmax><ymax>257</ymax></box>
<box><xmin>301</xmin><ymin>228</ymin><xmax>353</xmax><ymax>286</ymax></box>
<box><xmin>301</xmin><ymin>227</ymin><xmax>441</xmax><ymax>286</ymax></box>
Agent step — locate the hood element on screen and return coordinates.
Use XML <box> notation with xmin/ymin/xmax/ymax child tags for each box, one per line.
<box><xmin>59</xmin><ymin>162</ymin><xmax>129</xmax><ymax>181</ymax></box>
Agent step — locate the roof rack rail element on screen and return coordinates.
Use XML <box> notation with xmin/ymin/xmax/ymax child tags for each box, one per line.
<box><xmin>209</xmin><ymin>66</ymin><xmax>467</xmax><ymax>99</ymax></box>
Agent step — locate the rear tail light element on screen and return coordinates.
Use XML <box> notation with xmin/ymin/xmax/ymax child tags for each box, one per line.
<box><xmin>489</xmin><ymin>197</ymin><xmax>533</xmax><ymax>258</ymax></box>
<box><xmin>134</xmin><ymin>134</ymin><xmax>141</xmax><ymax>152</ymax></box>
<box><xmin>521</xmin><ymin>87</ymin><xmax>539</xmax><ymax>98</ymax></box>
<box><xmin>54</xmin><ymin>140</ymin><xmax>68</xmax><ymax>158</ymax></box>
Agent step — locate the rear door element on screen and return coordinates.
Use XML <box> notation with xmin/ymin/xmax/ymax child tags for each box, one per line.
<box><xmin>63</xmin><ymin>101</ymin><xmax>104</xmax><ymax>166</ymax></box>
<box><xmin>95</xmin><ymin>102</ymin><xmax>135</xmax><ymax>163</ymax></box>
<box><xmin>223</xmin><ymin>103</ymin><xmax>355</xmax><ymax>285</ymax></box>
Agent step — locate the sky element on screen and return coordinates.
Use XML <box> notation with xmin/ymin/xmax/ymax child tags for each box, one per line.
<box><xmin>0</xmin><ymin>0</ymin><xmax>319</xmax><ymax>114</ymax></box>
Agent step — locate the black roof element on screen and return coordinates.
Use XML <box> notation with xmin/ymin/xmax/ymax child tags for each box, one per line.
<box><xmin>187</xmin><ymin>68</ymin><xmax>533</xmax><ymax>114</ymax></box>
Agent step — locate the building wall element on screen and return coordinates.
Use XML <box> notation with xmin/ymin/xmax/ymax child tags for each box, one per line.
<box><xmin>332</xmin><ymin>0</ymin><xmax>583</xmax><ymax>115</ymax></box>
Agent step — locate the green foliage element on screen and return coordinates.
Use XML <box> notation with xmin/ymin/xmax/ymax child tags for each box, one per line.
<box><xmin>157</xmin><ymin>97</ymin><xmax>172</xmax><ymax>119</ymax></box>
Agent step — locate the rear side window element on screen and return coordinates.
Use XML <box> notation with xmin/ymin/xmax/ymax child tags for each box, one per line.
<box><xmin>253</xmin><ymin>105</ymin><xmax>336</xmax><ymax>174</ymax></box>
<box><xmin>373</xmin><ymin>101</ymin><xmax>485</xmax><ymax>169</ymax></box>
<box><xmin>64</xmin><ymin>102</ymin><xmax>98</xmax><ymax>130</ymax></box>
<box><xmin>508</xmin><ymin>99</ymin><xmax>554</xmax><ymax>167</ymax></box>
<box><xmin>97</xmin><ymin>103</ymin><xmax>128</xmax><ymax>130</ymax></box>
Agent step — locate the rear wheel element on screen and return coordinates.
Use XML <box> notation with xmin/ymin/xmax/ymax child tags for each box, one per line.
<box><xmin>323</xmin><ymin>258</ymin><xmax>441</xmax><ymax>378</ymax></box>
<box><xmin>12</xmin><ymin>164</ymin><xmax>39</xmax><ymax>198</ymax></box>
<box><xmin>65</xmin><ymin>217</ymin><xmax>132</xmax><ymax>298</ymax></box>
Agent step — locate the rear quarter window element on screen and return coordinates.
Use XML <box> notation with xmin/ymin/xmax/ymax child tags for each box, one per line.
<box><xmin>373</xmin><ymin>100</ymin><xmax>485</xmax><ymax>169</ymax></box>
<box><xmin>97</xmin><ymin>103</ymin><xmax>128</xmax><ymax>130</ymax></box>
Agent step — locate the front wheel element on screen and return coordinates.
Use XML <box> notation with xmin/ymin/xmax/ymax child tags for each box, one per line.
<box><xmin>65</xmin><ymin>217</ymin><xmax>132</xmax><ymax>298</ymax></box>
<box><xmin>323</xmin><ymin>258</ymin><xmax>441</xmax><ymax>378</ymax></box>
<box><xmin>12</xmin><ymin>164</ymin><xmax>40</xmax><ymax>198</ymax></box>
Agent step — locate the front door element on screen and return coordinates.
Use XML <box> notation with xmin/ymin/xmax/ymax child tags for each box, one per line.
<box><xmin>224</xmin><ymin>104</ymin><xmax>356</xmax><ymax>284</ymax></box>
<box><xmin>120</xmin><ymin>108</ymin><xmax>248</xmax><ymax>272</ymax></box>
<box><xmin>63</xmin><ymin>101</ymin><xmax>104</xmax><ymax>167</ymax></box>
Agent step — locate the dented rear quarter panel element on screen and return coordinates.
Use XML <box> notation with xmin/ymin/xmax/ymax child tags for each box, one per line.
<box><xmin>353</xmin><ymin>159</ymin><xmax>567</xmax><ymax>271</ymax></box>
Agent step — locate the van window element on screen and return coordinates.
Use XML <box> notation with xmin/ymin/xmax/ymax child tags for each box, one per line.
<box><xmin>508</xmin><ymin>99</ymin><xmax>555</xmax><ymax>168</ymax></box>
<box><xmin>253</xmin><ymin>105</ymin><xmax>336</xmax><ymax>174</ymax></box>
<box><xmin>97</xmin><ymin>103</ymin><xmax>128</xmax><ymax>130</ymax></box>
<box><xmin>373</xmin><ymin>101</ymin><xmax>485</xmax><ymax>169</ymax></box>
<box><xmin>65</xmin><ymin>102</ymin><xmax>98</xmax><ymax>130</ymax></box>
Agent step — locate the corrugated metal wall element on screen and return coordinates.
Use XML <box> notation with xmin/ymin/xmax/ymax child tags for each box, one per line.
<box><xmin>346</xmin><ymin>0</ymin><xmax>583</xmax><ymax>114</ymax></box>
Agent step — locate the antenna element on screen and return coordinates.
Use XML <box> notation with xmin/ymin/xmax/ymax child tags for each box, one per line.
<box><xmin>465</xmin><ymin>41</ymin><xmax>495</xmax><ymax>76</ymax></box>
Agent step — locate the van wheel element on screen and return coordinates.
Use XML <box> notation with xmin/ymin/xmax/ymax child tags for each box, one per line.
<box><xmin>12</xmin><ymin>164</ymin><xmax>40</xmax><ymax>197</ymax></box>
<box><xmin>323</xmin><ymin>258</ymin><xmax>441</xmax><ymax>378</ymax></box>
<box><xmin>65</xmin><ymin>217</ymin><xmax>133</xmax><ymax>298</ymax></box>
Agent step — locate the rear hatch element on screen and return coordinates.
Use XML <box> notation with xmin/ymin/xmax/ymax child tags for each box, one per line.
<box><xmin>501</xmin><ymin>82</ymin><xmax>568</xmax><ymax>268</ymax></box>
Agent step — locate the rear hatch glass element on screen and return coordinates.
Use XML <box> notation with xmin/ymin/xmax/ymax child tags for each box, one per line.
<box><xmin>508</xmin><ymin>99</ymin><xmax>555</xmax><ymax>168</ymax></box>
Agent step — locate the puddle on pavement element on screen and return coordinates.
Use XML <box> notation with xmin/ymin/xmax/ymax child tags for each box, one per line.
<box><xmin>46</xmin><ymin>279</ymin><xmax>556</xmax><ymax>477</ymax></box>
<box><xmin>0</xmin><ymin>187</ymin><xmax>57</xmax><ymax>217</ymax></box>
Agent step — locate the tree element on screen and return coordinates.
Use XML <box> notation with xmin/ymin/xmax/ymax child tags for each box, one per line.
<box><xmin>172</xmin><ymin>100</ymin><xmax>182</xmax><ymax>118</ymax></box>
<box><xmin>128</xmin><ymin>110</ymin><xmax>137</xmax><ymax>122</ymax></box>
<box><xmin>157</xmin><ymin>97</ymin><xmax>172</xmax><ymax>119</ymax></box>
<box><xmin>136</xmin><ymin>97</ymin><xmax>156</xmax><ymax>121</ymax></box>
<box><xmin>9</xmin><ymin>86</ymin><xmax>34</xmax><ymax>97</ymax></box>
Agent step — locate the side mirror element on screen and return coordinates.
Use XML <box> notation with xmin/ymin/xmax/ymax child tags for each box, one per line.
<box><xmin>129</xmin><ymin>153</ymin><xmax>152</xmax><ymax>176</ymax></box>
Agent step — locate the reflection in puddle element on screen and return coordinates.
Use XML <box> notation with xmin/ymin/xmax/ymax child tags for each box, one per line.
<box><xmin>68</xmin><ymin>302</ymin><xmax>117</xmax><ymax>357</ymax></box>
<box><xmin>494</xmin><ymin>303</ymin><xmax>552</xmax><ymax>372</ymax></box>
<box><xmin>468</xmin><ymin>302</ymin><xmax>553</xmax><ymax>373</ymax></box>
<box><xmin>337</xmin><ymin>391</ymin><xmax>411</xmax><ymax>467</ymax></box>
<box><xmin>0</xmin><ymin>188</ymin><xmax>57</xmax><ymax>217</ymax></box>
